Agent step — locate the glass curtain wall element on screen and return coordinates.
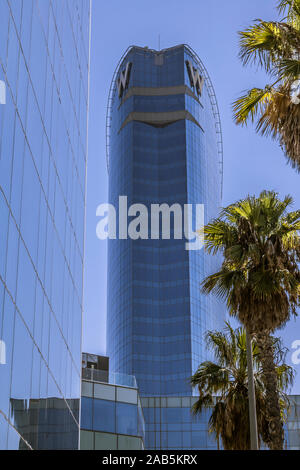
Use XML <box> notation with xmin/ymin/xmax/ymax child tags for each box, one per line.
<box><xmin>107</xmin><ymin>45</ymin><xmax>224</xmax><ymax>398</ymax></box>
<box><xmin>0</xmin><ymin>0</ymin><xmax>91</xmax><ymax>449</ymax></box>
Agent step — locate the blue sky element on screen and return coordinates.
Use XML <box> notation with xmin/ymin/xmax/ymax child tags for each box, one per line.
<box><xmin>83</xmin><ymin>0</ymin><xmax>300</xmax><ymax>393</ymax></box>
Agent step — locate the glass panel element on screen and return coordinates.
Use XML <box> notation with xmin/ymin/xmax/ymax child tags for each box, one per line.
<box><xmin>93</xmin><ymin>399</ymin><xmax>116</xmax><ymax>433</ymax></box>
<box><xmin>116</xmin><ymin>387</ymin><xmax>137</xmax><ymax>405</ymax></box>
<box><xmin>82</xmin><ymin>381</ymin><xmax>93</xmax><ymax>398</ymax></box>
<box><xmin>80</xmin><ymin>430</ymin><xmax>94</xmax><ymax>450</ymax></box>
<box><xmin>116</xmin><ymin>402</ymin><xmax>137</xmax><ymax>436</ymax></box>
<box><xmin>118</xmin><ymin>435</ymin><xmax>142</xmax><ymax>450</ymax></box>
<box><xmin>94</xmin><ymin>432</ymin><xmax>117</xmax><ymax>450</ymax></box>
<box><xmin>81</xmin><ymin>397</ymin><xmax>93</xmax><ymax>430</ymax></box>
<box><xmin>94</xmin><ymin>383</ymin><xmax>115</xmax><ymax>401</ymax></box>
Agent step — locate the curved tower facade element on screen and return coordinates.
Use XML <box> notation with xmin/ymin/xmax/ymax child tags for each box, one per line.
<box><xmin>107</xmin><ymin>45</ymin><xmax>225</xmax><ymax>398</ymax></box>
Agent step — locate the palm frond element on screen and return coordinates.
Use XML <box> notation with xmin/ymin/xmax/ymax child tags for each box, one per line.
<box><xmin>206</xmin><ymin>329</ymin><xmax>237</xmax><ymax>369</ymax></box>
<box><xmin>201</xmin><ymin>267</ymin><xmax>245</xmax><ymax>302</ymax></box>
<box><xmin>233</xmin><ymin>87</ymin><xmax>274</xmax><ymax>125</ymax></box>
<box><xmin>201</xmin><ymin>219</ymin><xmax>237</xmax><ymax>255</ymax></box>
<box><xmin>283</xmin><ymin>209</ymin><xmax>300</xmax><ymax>224</ymax></box>
<box><xmin>191</xmin><ymin>324</ymin><xmax>294</xmax><ymax>450</ymax></box>
<box><xmin>238</xmin><ymin>21</ymin><xmax>293</xmax><ymax>70</ymax></box>
<box><xmin>235</xmin><ymin>1</ymin><xmax>300</xmax><ymax>167</ymax></box>
<box><xmin>278</xmin><ymin>0</ymin><xmax>300</xmax><ymax>25</ymax></box>
<box><xmin>191</xmin><ymin>393</ymin><xmax>214</xmax><ymax>415</ymax></box>
<box><xmin>276</xmin><ymin>364</ymin><xmax>295</xmax><ymax>390</ymax></box>
<box><xmin>277</xmin><ymin>58</ymin><xmax>300</xmax><ymax>79</ymax></box>
<box><xmin>191</xmin><ymin>361</ymin><xmax>230</xmax><ymax>393</ymax></box>
<box><xmin>256</xmin><ymin>86</ymin><xmax>300</xmax><ymax>170</ymax></box>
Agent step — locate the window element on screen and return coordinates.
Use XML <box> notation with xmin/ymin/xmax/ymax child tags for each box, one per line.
<box><xmin>118</xmin><ymin>435</ymin><xmax>142</xmax><ymax>450</ymax></box>
<box><xmin>80</xmin><ymin>430</ymin><xmax>93</xmax><ymax>450</ymax></box>
<box><xmin>81</xmin><ymin>397</ymin><xmax>93</xmax><ymax>430</ymax></box>
<box><xmin>95</xmin><ymin>432</ymin><xmax>117</xmax><ymax>450</ymax></box>
<box><xmin>116</xmin><ymin>402</ymin><xmax>137</xmax><ymax>436</ymax></box>
<box><xmin>93</xmin><ymin>399</ymin><xmax>116</xmax><ymax>433</ymax></box>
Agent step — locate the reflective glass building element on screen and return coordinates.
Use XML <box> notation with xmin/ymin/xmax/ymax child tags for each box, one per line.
<box><xmin>0</xmin><ymin>0</ymin><xmax>91</xmax><ymax>449</ymax></box>
<box><xmin>80</xmin><ymin>354</ymin><xmax>145</xmax><ymax>450</ymax></box>
<box><xmin>141</xmin><ymin>395</ymin><xmax>300</xmax><ymax>450</ymax></box>
<box><xmin>107</xmin><ymin>45</ymin><xmax>225</xmax><ymax>406</ymax></box>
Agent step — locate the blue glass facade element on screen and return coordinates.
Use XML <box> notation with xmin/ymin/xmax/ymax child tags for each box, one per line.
<box><xmin>141</xmin><ymin>395</ymin><xmax>300</xmax><ymax>450</ymax></box>
<box><xmin>80</xmin><ymin>360</ymin><xmax>145</xmax><ymax>450</ymax></box>
<box><xmin>286</xmin><ymin>395</ymin><xmax>300</xmax><ymax>450</ymax></box>
<box><xmin>107</xmin><ymin>45</ymin><xmax>225</xmax><ymax>400</ymax></box>
<box><xmin>0</xmin><ymin>0</ymin><xmax>91</xmax><ymax>449</ymax></box>
<box><xmin>141</xmin><ymin>396</ymin><xmax>219</xmax><ymax>450</ymax></box>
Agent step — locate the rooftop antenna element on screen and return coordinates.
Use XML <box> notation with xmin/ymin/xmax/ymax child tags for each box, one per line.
<box><xmin>158</xmin><ymin>34</ymin><xmax>160</xmax><ymax>51</ymax></box>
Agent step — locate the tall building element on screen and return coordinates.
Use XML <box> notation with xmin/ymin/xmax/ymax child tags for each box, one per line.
<box><xmin>106</xmin><ymin>44</ymin><xmax>225</xmax><ymax>448</ymax></box>
<box><xmin>0</xmin><ymin>0</ymin><xmax>91</xmax><ymax>449</ymax></box>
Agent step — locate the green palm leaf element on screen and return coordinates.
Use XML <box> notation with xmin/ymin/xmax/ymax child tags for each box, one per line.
<box><xmin>191</xmin><ymin>325</ymin><xmax>294</xmax><ymax>450</ymax></box>
<box><xmin>234</xmin><ymin>1</ymin><xmax>300</xmax><ymax>169</ymax></box>
<box><xmin>199</xmin><ymin>191</ymin><xmax>300</xmax><ymax>449</ymax></box>
<box><xmin>233</xmin><ymin>87</ymin><xmax>274</xmax><ymax>125</ymax></box>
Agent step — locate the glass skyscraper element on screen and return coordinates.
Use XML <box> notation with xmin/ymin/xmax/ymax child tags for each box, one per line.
<box><xmin>0</xmin><ymin>0</ymin><xmax>91</xmax><ymax>449</ymax></box>
<box><xmin>106</xmin><ymin>45</ymin><xmax>225</xmax><ymax>447</ymax></box>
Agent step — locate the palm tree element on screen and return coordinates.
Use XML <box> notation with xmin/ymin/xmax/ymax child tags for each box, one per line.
<box><xmin>232</xmin><ymin>0</ymin><xmax>300</xmax><ymax>170</ymax></box>
<box><xmin>190</xmin><ymin>324</ymin><xmax>294</xmax><ymax>450</ymax></box>
<box><xmin>200</xmin><ymin>190</ymin><xmax>300</xmax><ymax>449</ymax></box>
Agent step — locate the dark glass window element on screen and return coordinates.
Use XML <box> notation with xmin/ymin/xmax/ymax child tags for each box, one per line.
<box><xmin>93</xmin><ymin>399</ymin><xmax>116</xmax><ymax>433</ymax></box>
<box><xmin>116</xmin><ymin>402</ymin><xmax>138</xmax><ymax>436</ymax></box>
<box><xmin>81</xmin><ymin>397</ymin><xmax>93</xmax><ymax>430</ymax></box>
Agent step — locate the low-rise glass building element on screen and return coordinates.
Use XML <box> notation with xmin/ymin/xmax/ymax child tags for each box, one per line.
<box><xmin>142</xmin><ymin>396</ymin><xmax>217</xmax><ymax>450</ymax></box>
<box><xmin>286</xmin><ymin>395</ymin><xmax>300</xmax><ymax>450</ymax></box>
<box><xmin>80</xmin><ymin>355</ymin><xmax>300</xmax><ymax>450</ymax></box>
<box><xmin>141</xmin><ymin>394</ymin><xmax>300</xmax><ymax>450</ymax></box>
<box><xmin>80</xmin><ymin>354</ymin><xmax>145</xmax><ymax>450</ymax></box>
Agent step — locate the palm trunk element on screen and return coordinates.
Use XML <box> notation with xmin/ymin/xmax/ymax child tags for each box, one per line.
<box><xmin>255</xmin><ymin>331</ymin><xmax>284</xmax><ymax>450</ymax></box>
<box><xmin>246</xmin><ymin>329</ymin><xmax>259</xmax><ymax>450</ymax></box>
